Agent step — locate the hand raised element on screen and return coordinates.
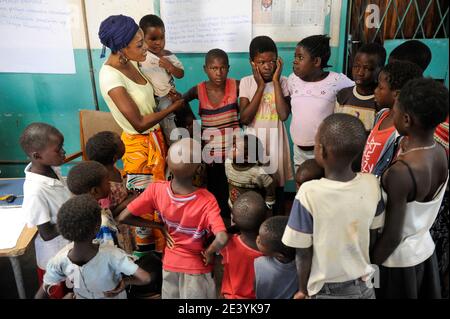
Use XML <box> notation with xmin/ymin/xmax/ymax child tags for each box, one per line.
<box><xmin>251</xmin><ymin>62</ymin><xmax>265</xmax><ymax>88</ymax></box>
<box><xmin>273</xmin><ymin>57</ymin><xmax>283</xmax><ymax>83</ymax></box>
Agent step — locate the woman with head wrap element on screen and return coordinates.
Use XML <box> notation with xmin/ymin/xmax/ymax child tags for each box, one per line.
<box><xmin>98</xmin><ymin>15</ymin><xmax>184</xmax><ymax>253</ymax></box>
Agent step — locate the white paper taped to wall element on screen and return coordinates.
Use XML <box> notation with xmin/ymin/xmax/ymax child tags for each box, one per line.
<box><xmin>85</xmin><ymin>0</ymin><xmax>154</xmax><ymax>50</ymax></box>
<box><xmin>0</xmin><ymin>0</ymin><xmax>75</xmax><ymax>74</ymax></box>
<box><xmin>253</xmin><ymin>0</ymin><xmax>327</xmax><ymax>42</ymax></box>
<box><xmin>161</xmin><ymin>0</ymin><xmax>252</xmax><ymax>53</ymax></box>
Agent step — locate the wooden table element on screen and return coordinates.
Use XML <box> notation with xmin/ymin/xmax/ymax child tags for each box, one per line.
<box><xmin>0</xmin><ymin>178</ymin><xmax>37</xmax><ymax>299</ymax></box>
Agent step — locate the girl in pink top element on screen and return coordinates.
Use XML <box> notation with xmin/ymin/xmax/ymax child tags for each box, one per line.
<box><xmin>287</xmin><ymin>35</ymin><xmax>354</xmax><ymax>170</ymax></box>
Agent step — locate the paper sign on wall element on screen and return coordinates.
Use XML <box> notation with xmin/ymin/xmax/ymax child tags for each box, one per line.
<box><xmin>161</xmin><ymin>0</ymin><xmax>252</xmax><ymax>53</ymax></box>
<box><xmin>85</xmin><ymin>0</ymin><xmax>154</xmax><ymax>50</ymax></box>
<box><xmin>253</xmin><ymin>0</ymin><xmax>327</xmax><ymax>42</ymax></box>
<box><xmin>0</xmin><ymin>0</ymin><xmax>75</xmax><ymax>74</ymax></box>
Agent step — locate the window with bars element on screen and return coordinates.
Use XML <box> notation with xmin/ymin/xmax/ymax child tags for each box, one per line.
<box><xmin>350</xmin><ymin>0</ymin><xmax>449</xmax><ymax>44</ymax></box>
<box><xmin>345</xmin><ymin>0</ymin><xmax>449</xmax><ymax>78</ymax></box>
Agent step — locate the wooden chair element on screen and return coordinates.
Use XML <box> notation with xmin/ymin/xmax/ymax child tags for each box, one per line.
<box><xmin>79</xmin><ymin>109</ymin><xmax>123</xmax><ymax>160</ymax></box>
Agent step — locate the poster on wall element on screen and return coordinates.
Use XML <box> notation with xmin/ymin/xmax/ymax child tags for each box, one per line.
<box><xmin>0</xmin><ymin>0</ymin><xmax>75</xmax><ymax>74</ymax></box>
<box><xmin>161</xmin><ymin>0</ymin><xmax>252</xmax><ymax>53</ymax></box>
<box><xmin>252</xmin><ymin>0</ymin><xmax>328</xmax><ymax>42</ymax></box>
<box><xmin>85</xmin><ymin>0</ymin><xmax>154</xmax><ymax>50</ymax></box>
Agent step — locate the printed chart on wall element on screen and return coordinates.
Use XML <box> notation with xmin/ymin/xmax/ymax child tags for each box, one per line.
<box><xmin>253</xmin><ymin>0</ymin><xmax>328</xmax><ymax>42</ymax></box>
<box><xmin>0</xmin><ymin>0</ymin><xmax>75</xmax><ymax>74</ymax></box>
<box><xmin>161</xmin><ymin>0</ymin><xmax>252</xmax><ymax>53</ymax></box>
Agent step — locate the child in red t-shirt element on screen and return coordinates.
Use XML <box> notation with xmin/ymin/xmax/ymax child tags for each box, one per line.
<box><xmin>118</xmin><ymin>138</ymin><xmax>228</xmax><ymax>299</ymax></box>
<box><xmin>361</xmin><ymin>61</ymin><xmax>423</xmax><ymax>175</ymax></box>
<box><xmin>220</xmin><ymin>191</ymin><xmax>267</xmax><ymax>299</ymax></box>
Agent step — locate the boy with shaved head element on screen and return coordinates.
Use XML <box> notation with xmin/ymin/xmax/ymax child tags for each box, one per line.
<box><xmin>283</xmin><ymin>114</ymin><xmax>384</xmax><ymax>299</ymax></box>
<box><xmin>118</xmin><ymin>138</ymin><xmax>228</xmax><ymax>299</ymax></box>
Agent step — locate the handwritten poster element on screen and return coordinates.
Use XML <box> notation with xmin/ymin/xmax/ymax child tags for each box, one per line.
<box><xmin>161</xmin><ymin>0</ymin><xmax>252</xmax><ymax>53</ymax></box>
<box><xmin>253</xmin><ymin>0</ymin><xmax>327</xmax><ymax>42</ymax></box>
<box><xmin>0</xmin><ymin>0</ymin><xmax>75</xmax><ymax>74</ymax></box>
<box><xmin>85</xmin><ymin>0</ymin><xmax>154</xmax><ymax>50</ymax></box>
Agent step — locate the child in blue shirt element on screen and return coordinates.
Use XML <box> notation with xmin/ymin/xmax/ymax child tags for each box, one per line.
<box><xmin>35</xmin><ymin>194</ymin><xmax>151</xmax><ymax>299</ymax></box>
<box><xmin>255</xmin><ymin>216</ymin><xmax>298</xmax><ymax>299</ymax></box>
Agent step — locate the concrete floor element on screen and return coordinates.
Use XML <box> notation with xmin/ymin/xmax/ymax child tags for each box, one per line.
<box><xmin>0</xmin><ymin>243</ymin><xmax>39</xmax><ymax>299</ymax></box>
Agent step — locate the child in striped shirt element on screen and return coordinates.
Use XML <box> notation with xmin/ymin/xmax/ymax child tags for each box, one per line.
<box><xmin>225</xmin><ymin>133</ymin><xmax>276</xmax><ymax>212</ymax></box>
<box><xmin>184</xmin><ymin>48</ymin><xmax>241</xmax><ymax>218</ymax></box>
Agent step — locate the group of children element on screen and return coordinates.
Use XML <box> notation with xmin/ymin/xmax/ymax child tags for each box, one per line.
<box><xmin>18</xmin><ymin>13</ymin><xmax>449</xmax><ymax>299</ymax></box>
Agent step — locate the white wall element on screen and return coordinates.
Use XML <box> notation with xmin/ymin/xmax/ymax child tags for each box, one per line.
<box><xmin>85</xmin><ymin>0</ymin><xmax>154</xmax><ymax>49</ymax></box>
<box><xmin>67</xmin><ymin>0</ymin><xmax>154</xmax><ymax>49</ymax></box>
